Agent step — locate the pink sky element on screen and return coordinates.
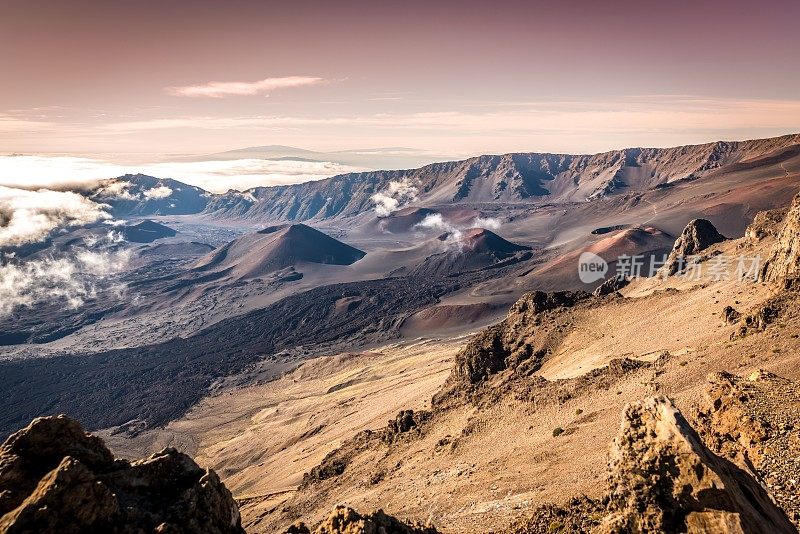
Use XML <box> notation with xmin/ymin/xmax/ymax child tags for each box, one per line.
<box><xmin>2</xmin><ymin>0</ymin><xmax>800</xmax><ymax>158</ymax></box>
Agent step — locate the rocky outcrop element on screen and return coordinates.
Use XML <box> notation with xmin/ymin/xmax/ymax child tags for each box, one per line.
<box><xmin>722</xmin><ymin>305</ymin><xmax>741</xmax><ymax>325</ymax></box>
<box><xmin>659</xmin><ymin>219</ymin><xmax>728</xmax><ymax>276</ymax></box>
<box><xmin>0</xmin><ymin>415</ymin><xmax>243</xmax><ymax>534</ymax></box>
<box><xmin>744</xmin><ymin>208</ymin><xmax>788</xmax><ymax>243</ymax></box>
<box><xmin>593</xmin><ymin>276</ymin><xmax>630</xmax><ymax>296</ymax></box>
<box><xmin>730</xmin><ymin>291</ymin><xmax>793</xmax><ymax>338</ymax></box>
<box><xmin>284</xmin><ymin>505</ymin><xmax>439</xmax><ymax>534</ymax></box>
<box><xmin>761</xmin><ymin>190</ymin><xmax>800</xmax><ymax>285</ymax></box>
<box><xmin>597</xmin><ymin>396</ymin><xmax>795</xmax><ymax>534</ymax></box>
<box><xmin>436</xmin><ymin>291</ymin><xmax>588</xmax><ymax>399</ymax></box>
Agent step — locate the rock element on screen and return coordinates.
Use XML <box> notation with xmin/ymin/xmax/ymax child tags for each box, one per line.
<box><xmin>385</xmin><ymin>410</ymin><xmax>429</xmax><ymax>438</ymax></box>
<box><xmin>593</xmin><ymin>276</ymin><xmax>630</xmax><ymax>297</ymax></box>
<box><xmin>695</xmin><ymin>372</ymin><xmax>771</xmax><ymax>466</ymax></box>
<box><xmin>744</xmin><ymin>208</ymin><xmax>787</xmax><ymax>243</ymax></box>
<box><xmin>761</xmin><ymin>190</ymin><xmax>800</xmax><ymax>285</ymax></box>
<box><xmin>283</xmin><ymin>505</ymin><xmax>439</xmax><ymax>534</ymax></box>
<box><xmin>732</xmin><ymin>299</ymin><xmax>782</xmax><ymax>338</ymax></box>
<box><xmin>0</xmin><ymin>415</ymin><xmax>244</xmax><ymax>534</ymax></box>
<box><xmin>723</xmin><ymin>305</ymin><xmax>742</xmax><ymax>324</ymax></box>
<box><xmin>597</xmin><ymin>396</ymin><xmax>795</xmax><ymax>534</ymax></box>
<box><xmin>506</xmin><ymin>497</ymin><xmax>604</xmax><ymax>534</ymax></box>
<box><xmin>445</xmin><ymin>291</ymin><xmax>587</xmax><ymax>388</ymax></box>
<box><xmin>659</xmin><ymin>219</ymin><xmax>727</xmax><ymax>276</ymax></box>
<box><xmin>0</xmin><ymin>415</ymin><xmax>115</xmax><ymax>516</ymax></box>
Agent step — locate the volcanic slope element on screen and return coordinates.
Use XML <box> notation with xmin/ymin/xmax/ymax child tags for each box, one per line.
<box><xmin>410</xmin><ymin>228</ymin><xmax>532</xmax><ymax>278</ymax></box>
<box><xmin>103</xmin><ymin>187</ymin><xmax>800</xmax><ymax>533</ymax></box>
<box><xmin>192</xmin><ymin>224</ymin><xmax>366</xmax><ymax>280</ymax></box>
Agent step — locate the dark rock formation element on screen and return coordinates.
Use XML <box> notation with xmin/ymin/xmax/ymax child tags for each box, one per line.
<box><xmin>722</xmin><ymin>305</ymin><xmax>741</xmax><ymax>324</ymax></box>
<box><xmin>597</xmin><ymin>396</ymin><xmax>795</xmax><ymax>534</ymax></box>
<box><xmin>659</xmin><ymin>219</ymin><xmax>728</xmax><ymax>276</ymax></box>
<box><xmin>284</xmin><ymin>505</ymin><xmax>439</xmax><ymax>534</ymax></box>
<box><xmin>593</xmin><ymin>275</ymin><xmax>630</xmax><ymax>296</ymax></box>
<box><xmin>0</xmin><ymin>415</ymin><xmax>244</xmax><ymax>533</ymax></box>
<box><xmin>121</xmin><ymin>219</ymin><xmax>177</xmax><ymax>243</ymax></box>
<box><xmin>441</xmin><ymin>291</ymin><xmax>587</xmax><ymax>393</ymax></box>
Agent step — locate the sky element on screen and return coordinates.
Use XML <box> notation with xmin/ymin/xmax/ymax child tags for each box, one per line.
<box><xmin>1</xmin><ymin>0</ymin><xmax>800</xmax><ymax>189</ymax></box>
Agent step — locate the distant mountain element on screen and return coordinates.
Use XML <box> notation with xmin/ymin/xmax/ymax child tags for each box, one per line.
<box><xmin>90</xmin><ymin>174</ymin><xmax>209</xmax><ymax>217</ymax></box>
<box><xmin>85</xmin><ymin>134</ymin><xmax>800</xmax><ymax>224</ymax></box>
<box><xmin>192</xmin><ymin>223</ymin><xmax>366</xmax><ymax>280</ymax></box>
<box><xmin>201</xmin><ymin>134</ymin><xmax>800</xmax><ymax>222</ymax></box>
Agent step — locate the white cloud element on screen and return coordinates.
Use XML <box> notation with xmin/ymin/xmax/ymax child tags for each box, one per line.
<box><xmin>142</xmin><ymin>185</ymin><xmax>173</xmax><ymax>199</ymax></box>
<box><xmin>0</xmin><ymin>247</ymin><xmax>130</xmax><ymax>317</ymax></box>
<box><xmin>0</xmin><ymin>186</ymin><xmax>110</xmax><ymax>248</ymax></box>
<box><xmin>473</xmin><ymin>216</ymin><xmax>502</xmax><ymax>230</ymax></box>
<box><xmin>0</xmin><ymin>155</ymin><xmax>361</xmax><ymax>193</ymax></box>
<box><xmin>416</xmin><ymin>213</ymin><xmax>463</xmax><ymax>251</ymax></box>
<box><xmin>93</xmin><ymin>179</ymin><xmax>137</xmax><ymax>200</ymax></box>
<box><xmin>371</xmin><ymin>178</ymin><xmax>418</xmax><ymax>217</ymax></box>
<box><xmin>165</xmin><ymin>76</ymin><xmax>325</xmax><ymax>98</ymax></box>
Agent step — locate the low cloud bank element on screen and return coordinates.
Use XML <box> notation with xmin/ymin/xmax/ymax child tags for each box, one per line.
<box><xmin>0</xmin><ymin>154</ymin><xmax>362</xmax><ymax>193</ymax></box>
<box><xmin>0</xmin><ymin>241</ymin><xmax>130</xmax><ymax>317</ymax></box>
<box><xmin>0</xmin><ymin>186</ymin><xmax>110</xmax><ymax>248</ymax></box>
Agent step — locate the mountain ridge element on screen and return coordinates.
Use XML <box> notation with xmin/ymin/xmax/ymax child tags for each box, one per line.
<box><xmin>89</xmin><ymin>134</ymin><xmax>800</xmax><ymax>222</ymax></box>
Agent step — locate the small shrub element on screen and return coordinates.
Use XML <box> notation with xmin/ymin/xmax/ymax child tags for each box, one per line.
<box><xmin>575</xmin><ymin>409</ymin><xmax>583</xmax><ymax>416</ymax></box>
<box><xmin>552</xmin><ymin>427</ymin><xmax>564</xmax><ymax>438</ymax></box>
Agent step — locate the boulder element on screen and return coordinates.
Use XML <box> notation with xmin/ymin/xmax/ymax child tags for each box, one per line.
<box><xmin>0</xmin><ymin>415</ymin><xmax>244</xmax><ymax>534</ymax></box>
<box><xmin>284</xmin><ymin>505</ymin><xmax>438</xmax><ymax>534</ymax></box>
<box><xmin>597</xmin><ymin>396</ymin><xmax>794</xmax><ymax>534</ymax></box>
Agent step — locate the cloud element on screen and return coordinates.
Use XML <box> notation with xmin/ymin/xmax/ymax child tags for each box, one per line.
<box><xmin>0</xmin><ymin>186</ymin><xmax>110</xmax><ymax>248</ymax></box>
<box><xmin>473</xmin><ymin>216</ymin><xmax>502</xmax><ymax>230</ymax></box>
<box><xmin>142</xmin><ymin>185</ymin><xmax>173</xmax><ymax>199</ymax></box>
<box><xmin>371</xmin><ymin>178</ymin><xmax>418</xmax><ymax>217</ymax></box>
<box><xmin>165</xmin><ymin>76</ymin><xmax>325</xmax><ymax>98</ymax></box>
<box><xmin>0</xmin><ymin>244</ymin><xmax>130</xmax><ymax>317</ymax></box>
<box><xmin>93</xmin><ymin>179</ymin><xmax>137</xmax><ymax>200</ymax></box>
<box><xmin>0</xmin><ymin>155</ymin><xmax>362</xmax><ymax>194</ymax></box>
<box><xmin>415</xmin><ymin>213</ymin><xmax>464</xmax><ymax>251</ymax></box>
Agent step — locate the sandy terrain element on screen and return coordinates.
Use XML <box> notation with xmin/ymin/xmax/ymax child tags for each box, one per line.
<box><xmin>229</xmin><ymin>230</ymin><xmax>800</xmax><ymax>532</ymax></box>
<box><xmin>103</xmin><ymin>337</ymin><xmax>469</xmax><ymax>513</ymax></box>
